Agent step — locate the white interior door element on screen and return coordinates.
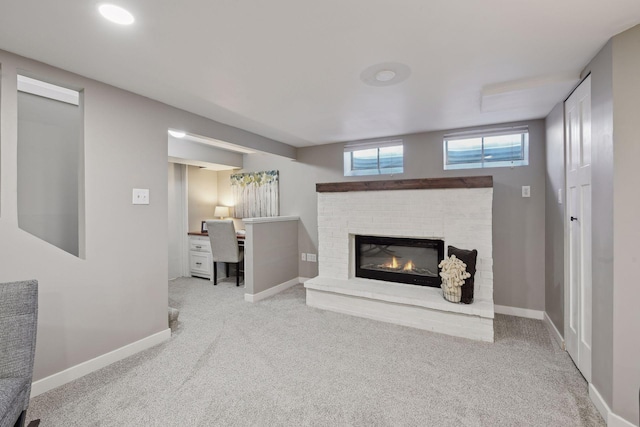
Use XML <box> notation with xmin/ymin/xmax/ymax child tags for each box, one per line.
<box><xmin>564</xmin><ymin>76</ymin><xmax>592</xmax><ymax>382</ymax></box>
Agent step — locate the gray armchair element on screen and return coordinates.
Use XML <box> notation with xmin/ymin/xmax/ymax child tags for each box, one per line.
<box><xmin>206</xmin><ymin>220</ymin><xmax>244</xmax><ymax>286</ymax></box>
<box><xmin>0</xmin><ymin>280</ymin><xmax>38</xmax><ymax>427</ymax></box>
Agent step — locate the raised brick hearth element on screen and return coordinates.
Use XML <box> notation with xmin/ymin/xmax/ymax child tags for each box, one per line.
<box><xmin>304</xmin><ymin>177</ymin><xmax>495</xmax><ymax>342</ymax></box>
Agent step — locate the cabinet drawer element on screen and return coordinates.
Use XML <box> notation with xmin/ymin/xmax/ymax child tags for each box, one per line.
<box><xmin>190</xmin><ymin>240</ymin><xmax>211</xmax><ymax>252</ymax></box>
<box><xmin>190</xmin><ymin>252</ymin><xmax>211</xmax><ymax>274</ymax></box>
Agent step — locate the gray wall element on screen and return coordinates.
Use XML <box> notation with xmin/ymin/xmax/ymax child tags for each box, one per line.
<box><xmin>0</xmin><ymin>48</ymin><xmax>294</xmax><ymax>382</ymax></box>
<box><xmin>611</xmin><ymin>24</ymin><xmax>640</xmax><ymax>424</ymax></box>
<box><xmin>245</xmin><ymin>219</ymin><xmax>299</xmax><ymax>295</ymax></box>
<box><xmin>544</xmin><ymin>103</ymin><xmax>565</xmax><ymax>334</ymax></box>
<box><xmin>187</xmin><ymin>165</ymin><xmax>218</xmax><ymax>232</ymax></box>
<box><xmin>243</xmin><ymin>119</ymin><xmax>547</xmax><ymax>310</ymax></box>
<box><xmin>542</xmin><ymin>26</ymin><xmax>640</xmax><ymax>424</ymax></box>
<box><xmin>581</xmin><ymin>40</ymin><xmax>615</xmax><ymax>410</ymax></box>
<box><xmin>17</xmin><ymin>91</ymin><xmax>82</xmax><ymax>257</ymax></box>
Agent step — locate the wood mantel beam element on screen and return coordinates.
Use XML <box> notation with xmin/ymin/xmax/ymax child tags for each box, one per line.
<box><xmin>316</xmin><ymin>176</ymin><xmax>493</xmax><ymax>193</ymax></box>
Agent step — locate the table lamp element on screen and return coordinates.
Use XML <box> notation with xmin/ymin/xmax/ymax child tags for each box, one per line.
<box><xmin>213</xmin><ymin>206</ymin><xmax>230</xmax><ymax>219</ymax></box>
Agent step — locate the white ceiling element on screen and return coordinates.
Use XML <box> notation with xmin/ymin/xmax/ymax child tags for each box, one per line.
<box><xmin>1</xmin><ymin>0</ymin><xmax>639</xmax><ymax>147</ymax></box>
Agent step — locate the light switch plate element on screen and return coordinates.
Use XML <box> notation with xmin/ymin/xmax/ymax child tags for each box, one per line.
<box><xmin>558</xmin><ymin>188</ymin><xmax>562</xmax><ymax>204</ymax></box>
<box><xmin>522</xmin><ymin>186</ymin><xmax>531</xmax><ymax>198</ymax></box>
<box><xmin>301</xmin><ymin>253</ymin><xmax>306</xmax><ymax>261</ymax></box>
<box><xmin>307</xmin><ymin>253</ymin><xmax>317</xmax><ymax>262</ymax></box>
<box><xmin>132</xmin><ymin>188</ymin><xmax>150</xmax><ymax>205</ymax></box>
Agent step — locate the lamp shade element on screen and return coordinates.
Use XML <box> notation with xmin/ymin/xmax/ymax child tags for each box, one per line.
<box><xmin>213</xmin><ymin>206</ymin><xmax>230</xmax><ymax>219</ymax></box>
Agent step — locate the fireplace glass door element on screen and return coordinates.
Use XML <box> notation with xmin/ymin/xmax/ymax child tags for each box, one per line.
<box><xmin>355</xmin><ymin>235</ymin><xmax>444</xmax><ymax>287</ymax></box>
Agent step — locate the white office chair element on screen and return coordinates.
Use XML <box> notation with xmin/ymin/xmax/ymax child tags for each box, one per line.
<box><xmin>206</xmin><ymin>220</ymin><xmax>244</xmax><ymax>286</ymax></box>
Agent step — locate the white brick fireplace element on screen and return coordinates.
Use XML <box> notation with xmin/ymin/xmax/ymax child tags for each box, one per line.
<box><xmin>304</xmin><ymin>177</ymin><xmax>495</xmax><ymax>342</ymax></box>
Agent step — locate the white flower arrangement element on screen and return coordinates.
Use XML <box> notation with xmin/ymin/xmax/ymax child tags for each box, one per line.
<box><xmin>438</xmin><ymin>254</ymin><xmax>471</xmax><ymax>303</ymax></box>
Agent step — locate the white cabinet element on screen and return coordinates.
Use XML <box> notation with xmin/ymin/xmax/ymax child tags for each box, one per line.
<box><xmin>189</xmin><ymin>235</ymin><xmax>212</xmax><ymax>279</ymax></box>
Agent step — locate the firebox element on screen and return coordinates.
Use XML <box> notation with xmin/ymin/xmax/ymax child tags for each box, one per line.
<box><xmin>355</xmin><ymin>235</ymin><xmax>444</xmax><ymax>287</ymax></box>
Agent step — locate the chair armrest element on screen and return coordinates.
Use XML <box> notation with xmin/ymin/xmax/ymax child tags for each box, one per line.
<box><xmin>0</xmin><ymin>280</ymin><xmax>38</xmax><ymax>410</ymax></box>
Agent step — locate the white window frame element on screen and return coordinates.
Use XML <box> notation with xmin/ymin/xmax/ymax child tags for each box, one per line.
<box><xmin>343</xmin><ymin>139</ymin><xmax>404</xmax><ymax>177</ymax></box>
<box><xmin>443</xmin><ymin>126</ymin><xmax>529</xmax><ymax>170</ymax></box>
<box><xmin>17</xmin><ymin>75</ymin><xmax>80</xmax><ymax>105</ymax></box>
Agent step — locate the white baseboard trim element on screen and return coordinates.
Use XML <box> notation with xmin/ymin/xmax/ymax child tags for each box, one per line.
<box><xmin>590</xmin><ymin>383</ymin><xmax>610</xmax><ymax>422</ymax></box>
<box><xmin>494</xmin><ymin>304</ymin><xmax>544</xmax><ymax>320</ymax></box>
<box><xmin>244</xmin><ymin>277</ymin><xmax>305</xmax><ymax>303</ymax></box>
<box><xmin>30</xmin><ymin>328</ymin><xmax>171</xmax><ymax>398</ymax></box>
<box><xmin>589</xmin><ymin>383</ymin><xmax>638</xmax><ymax>427</ymax></box>
<box><xmin>543</xmin><ymin>312</ymin><xmax>565</xmax><ymax>350</ymax></box>
<box><xmin>610</xmin><ymin>413</ymin><xmax>638</xmax><ymax>427</ymax></box>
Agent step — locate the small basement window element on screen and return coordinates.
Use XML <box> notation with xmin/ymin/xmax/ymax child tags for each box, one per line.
<box><xmin>443</xmin><ymin>126</ymin><xmax>529</xmax><ymax>170</ymax></box>
<box><xmin>17</xmin><ymin>74</ymin><xmax>84</xmax><ymax>258</ymax></box>
<box><xmin>344</xmin><ymin>139</ymin><xmax>403</xmax><ymax>176</ymax></box>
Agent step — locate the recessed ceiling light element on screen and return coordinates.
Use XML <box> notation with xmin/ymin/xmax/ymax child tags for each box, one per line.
<box><xmin>168</xmin><ymin>130</ymin><xmax>186</xmax><ymax>138</ymax></box>
<box><xmin>360</xmin><ymin>62</ymin><xmax>411</xmax><ymax>87</ymax></box>
<box><xmin>375</xmin><ymin>70</ymin><xmax>396</xmax><ymax>82</ymax></box>
<box><xmin>99</xmin><ymin>4</ymin><xmax>135</xmax><ymax>25</ymax></box>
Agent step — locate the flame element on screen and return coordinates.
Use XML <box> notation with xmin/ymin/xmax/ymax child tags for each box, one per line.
<box><xmin>403</xmin><ymin>260</ymin><xmax>415</xmax><ymax>271</ymax></box>
<box><xmin>387</xmin><ymin>257</ymin><xmax>398</xmax><ymax>269</ymax></box>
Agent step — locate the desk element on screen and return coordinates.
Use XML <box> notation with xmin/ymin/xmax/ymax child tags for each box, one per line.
<box><xmin>187</xmin><ymin>231</ymin><xmax>245</xmax><ymax>244</ymax></box>
<box><xmin>187</xmin><ymin>232</ymin><xmax>245</xmax><ymax>279</ymax></box>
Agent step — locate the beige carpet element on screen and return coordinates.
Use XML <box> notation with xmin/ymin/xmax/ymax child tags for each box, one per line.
<box><xmin>27</xmin><ymin>277</ymin><xmax>605</xmax><ymax>426</ymax></box>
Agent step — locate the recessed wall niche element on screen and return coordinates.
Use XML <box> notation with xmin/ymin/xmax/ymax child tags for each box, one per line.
<box><xmin>17</xmin><ymin>75</ymin><xmax>85</xmax><ymax>258</ymax></box>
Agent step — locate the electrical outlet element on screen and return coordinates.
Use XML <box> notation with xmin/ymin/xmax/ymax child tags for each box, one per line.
<box><xmin>307</xmin><ymin>253</ymin><xmax>317</xmax><ymax>262</ymax></box>
<box><xmin>301</xmin><ymin>253</ymin><xmax>306</xmax><ymax>261</ymax></box>
<box><xmin>132</xmin><ymin>188</ymin><xmax>150</xmax><ymax>205</ymax></box>
<box><xmin>521</xmin><ymin>186</ymin><xmax>530</xmax><ymax>198</ymax></box>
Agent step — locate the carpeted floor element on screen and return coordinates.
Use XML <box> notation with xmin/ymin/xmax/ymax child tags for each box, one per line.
<box><xmin>27</xmin><ymin>277</ymin><xmax>605</xmax><ymax>426</ymax></box>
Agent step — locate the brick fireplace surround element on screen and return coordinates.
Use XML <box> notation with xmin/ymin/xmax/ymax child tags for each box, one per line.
<box><xmin>304</xmin><ymin>177</ymin><xmax>495</xmax><ymax>342</ymax></box>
